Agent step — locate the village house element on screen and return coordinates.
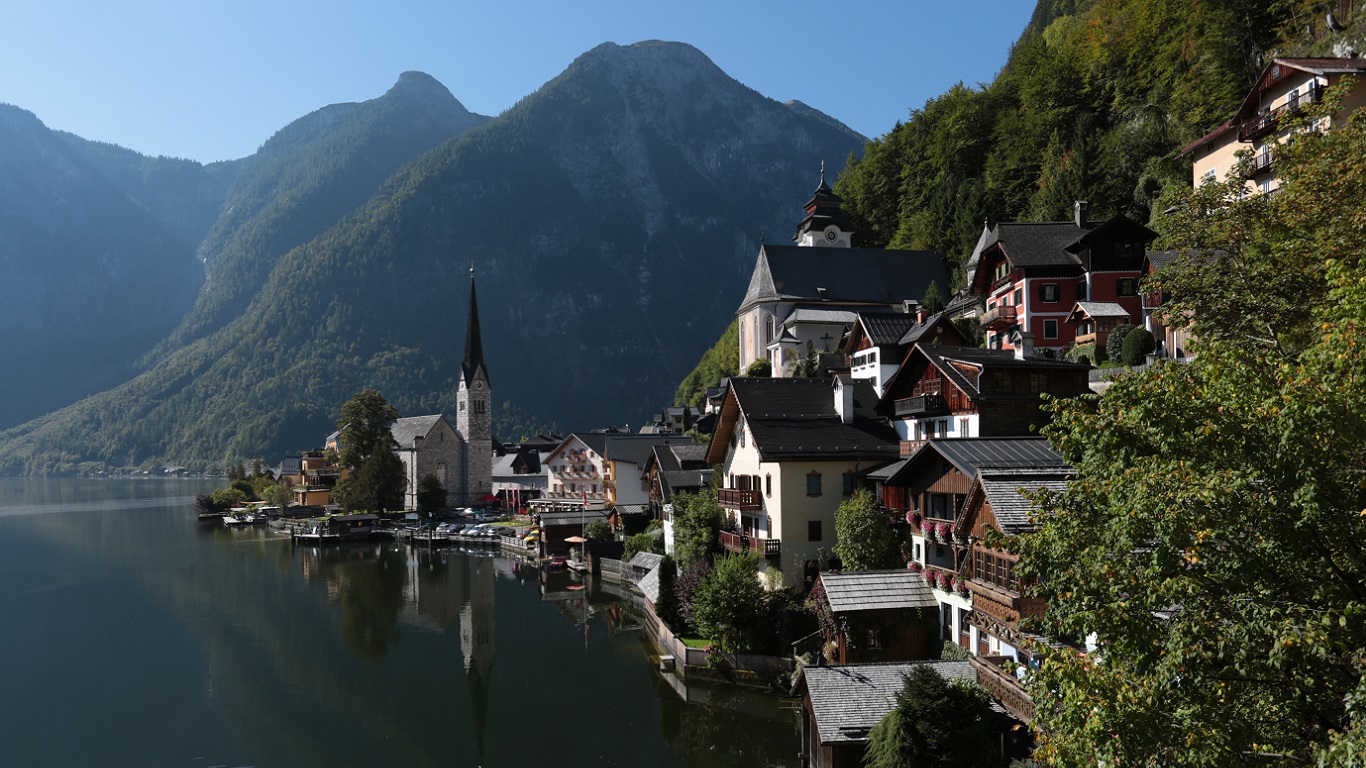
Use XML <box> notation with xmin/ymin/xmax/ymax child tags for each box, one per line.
<box><xmin>703</xmin><ymin>376</ymin><xmax>900</xmax><ymax>588</ymax></box>
<box><xmin>737</xmin><ymin>172</ymin><xmax>949</xmax><ymax>376</ymax></box>
<box><xmin>967</xmin><ymin>202</ymin><xmax>1157</xmax><ymax>355</ymax></box>
<box><xmin>869</xmin><ymin>437</ymin><xmax>1066</xmax><ymax>652</ymax></box>
<box><xmin>1180</xmin><ymin>57</ymin><xmax>1366</xmax><ymax>195</ymax></box>
<box><xmin>642</xmin><ymin>442</ymin><xmax>712</xmax><ymax>528</ymax></box>
<box><xmin>543</xmin><ymin>433</ymin><xmax>610</xmax><ymax>504</ymax></box>
<box><xmin>958</xmin><ymin>467</ymin><xmax>1070</xmax><ymax>724</ymax></box>
<box><xmin>844</xmin><ymin>308</ymin><xmax>967</xmax><ymax>396</ymax></box>
<box><xmin>810</xmin><ymin>569</ymin><xmax>939</xmax><ymax>664</ymax></box>
<box><xmin>876</xmin><ymin>342</ymin><xmax>1090</xmax><ymax>452</ymax></box>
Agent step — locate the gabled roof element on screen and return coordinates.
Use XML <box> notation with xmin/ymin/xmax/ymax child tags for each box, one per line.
<box><xmin>390</xmin><ymin>415</ymin><xmax>449</xmax><ymax>448</ymax></box>
<box><xmin>1070</xmin><ymin>300</ymin><xmax>1132</xmax><ymax>320</ymax></box>
<box><xmin>706</xmin><ymin>378</ymin><xmax>899</xmax><ymax>464</ymax></box>
<box><xmin>879</xmin><ymin>344</ymin><xmax>1089</xmax><ymax>412</ymax></box>
<box><xmin>974</xmin><ymin>468</ymin><xmax>1070</xmax><ymax>536</ymax></box>
<box><xmin>1145</xmin><ymin>249</ymin><xmax>1183</xmax><ymax>271</ymax></box>
<box><xmin>855</xmin><ymin>312</ymin><xmax>918</xmax><ymax>346</ymax></box>
<box><xmin>660</xmin><ymin>469</ymin><xmax>713</xmax><ymax>501</ymax></box>
<box><xmin>970</xmin><ymin>215</ymin><xmax>1157</xmax><ymax>293</ymax></box>
<box><xmin>549</xmin><ymin>433</ymin><xmax>608</xmax><ymax>463</ymax></box>
<box><xmin>739</xmin><ymin>244</ymin><xmax>949</xmax><ymax>314</ymax></box>
<box><xmin>628</xmin><ymin>552</ymin><xmax>664</xmax><ymax>573</ymax></box>
<box><xmin>603</xmin><ymin>435</ymin><xmax>695</xmax><ymax>470</ymax></box>
<box><xmin>819</xmin><ymin>570</ymin><xmax>938</xmax><ymax>613</ymax></box>
<box><xmin>536</xmin><ymin>508</ymin><xmax>611</xmax><ymax>527</ymax></box>
<box><xmin>888</xmin><ymin>438</ymin><xmax>1065</xmax><ymax>485</ymax></box>
<box><xmin>802</xmin><ymin>662</ymin><xmax>978</xmax><ymax>745</ymax></box>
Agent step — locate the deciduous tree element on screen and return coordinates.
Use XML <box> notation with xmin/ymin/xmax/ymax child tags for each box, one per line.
<box><xmin>833</xmin><ymin>489</ymin><xmax>900</xmax><ymax>571</ymax></box>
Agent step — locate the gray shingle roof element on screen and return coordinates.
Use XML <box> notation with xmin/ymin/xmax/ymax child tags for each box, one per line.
<box><xmin>390</xmin><ymin>415</ymin><xmax>446</xmax><ymax>448</ymax></box>
<box><xmin>637</xmin><ymin>563</ymin><xmax>661</xmax><ymax>605</ymax></box>
<box><xmin>724</xmin><ymin>378</ymin><xmax>899</xmax><ymax>460</ymax></box>
<box><xmin>739</xmin><ymin>244</ymin><xmax>950</xmax><ymax>313</ymax></box>
<box><xmin>661</xmin><ymin>469</ymin><xmax>712</xmax><ymax>501</ymax></box>
<box><xmin>628</xmin><ymin>552</ymin><xmax>663</xmax><ymax>572</ymax></box>
<box><xmin>893</xmin><ymin>438</ymin><xmax>1065</xmax><ymax>485</ymax></box>
<box><xmin>984</xmin><ymin>222</ymin><xmax>1090</xmax><ymax>268</ymax></box>
<box><xmin>976</xmin><ymin>469</ymin><xmax>1070</xmax><ymax>535</ymax></box>
<box><xmin>535</xmin><ymin>509</ymin><xmax>611</xmax><ymax>527</ymax></box>
<box><xmin>803</xmin><ymin>662</ymin><xmax>977</xmax><ymax>745</ymax></box>
<box><xmin>819</xmin><ymin>570</ymin><xmax>938</xmax><ymax>613</ymax></box>
<box><xmin>1073</xmin><ymin>301</ymin><xmax>1132</xmax><ymax>319</ymax></box>
<box><xmin>857</xmin><ymin>312</ymin><xmax>917</xmax><ymax>346</ymax></box>
<box><xmin>887</xmin><ymin>345</ymin><xmax>1088</xmax><ymax>404</ymax></box>
<box><xmin>605</xmin><ymin>435</ymin><xmax>695</xmax><ymax>470</ymax></box>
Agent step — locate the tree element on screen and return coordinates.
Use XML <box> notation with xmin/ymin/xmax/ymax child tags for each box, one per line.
<box><xmin>833</xmin><ymin>489</ymin><xmax>900</xmax><ymax>570</ymax></box>
<box><xmin>1105</xmin><ymin>322</ymin><xmax>1134</xmax><ymax>362</ymax></box>
<box><xmin>415</xmin><ymin>474</ymin><xmax>446</xmax><ymax>514</ymax></box>
<box><xmin>1020</xmin><ymin>106</ymin><xmax>1366</xmax><ymax>766</ymax></box>
<box><xmin>1119</xmin><ymin>325</ymin><xmax>1155</xmax><ymax>366</ymax></box>
<box><xmin>262</xmin><ymin>483</ymin><xmax>293</xmax><ymax>510</ymax></box>
<box><xmin>744</xmin><ymin>358</ymin><xmax>772</xmax><ymax>377</ymax></box>
<box><xmin>922</xmin><ymin>280</ymin><xmax>946</xmax><ymax>314</ymax></box>
<box><xmin>210</xmin><ymin>487</ymin><xmax>247</xmax><ymax>508</ymax></box>
<box><xmin>670</xmin><ymin>488</ymin><xmax>722</xmax><ymax>567</ymax></box>
<box><xmin>584</xmin><ymin>519</ymin><xmax>612</xmax><ymax>541</ymax></box>
<box><xmin>793</xmin><ymin>341</ymin><xmax>820</xmax><ymax>378</ymax></box>
<box><xmin>690</xmin><ymin>552</ymin><xmax>766</xmax><ymax>654</ymax></box>
<box><xmin>862</xmin><ymin>666</ymin><xmax>998</xmax><ymax>768</ymax></box>
<box><xmin>332</xmin><ymin>389</ymin><xmax>407</xmax><ymax>513</ymax></box>
<box><xmin>654</xmin><ymin>555</ymin><xmax>683</xmax><ymax>632</ymax></box>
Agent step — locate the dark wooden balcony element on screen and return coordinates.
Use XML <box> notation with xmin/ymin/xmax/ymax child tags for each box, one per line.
<box><xmin>971</xmin><ymin>655</ymin><xmax>1036</xmax><ymax>723</ymax></box>
<box><xmin>900</xmin><ymin>440</ymin><xmax>924</xmax><ymax>457</ymax></box>
<box><xmin>718</xmin><ymin>488</ymin><xmax>762</xmax><ymax>511</ymax></box>
<box><xmin>893</xmin><ymin>394</ymin><xmax>949</xmax><ymax>418</ymax></box>
<box><xmin>1242</xmin><ymin>151</ymin><xmax>1274</xmax><ymax>177</ymax></box>
<box><xmin>718</xmin><ymin>530</ymin><xmax>781</xmax><ymax>559</ymax></box>
<box><xmin>978</xmin><ymin>304</ymin><xmax>1018</xmax><ymax>331</ymax></box>
<box><xmin>967</xmin><ymin>580</ymin><xmax>1046</xmax><ymax>627</ymax></box>
<box><xmin>1238</xmin><ymin>84</ymin><xmax>1322</xmax><ymax>141</ymax></box>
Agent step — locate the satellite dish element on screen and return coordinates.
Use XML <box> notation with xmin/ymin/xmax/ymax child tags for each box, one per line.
<box><xmin>1327</xmin><ymin>12</ymin><xmax>1345</xmax><ymax>32</ymax></box>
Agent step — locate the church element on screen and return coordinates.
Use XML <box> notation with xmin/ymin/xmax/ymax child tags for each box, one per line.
<box><xmin>391</xmin><ymin>266</ymin><xmax>494</xmax><ymax>509</ymax></box>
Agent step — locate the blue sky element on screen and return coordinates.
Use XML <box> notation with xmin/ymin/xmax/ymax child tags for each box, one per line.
<box><xmin>2</xmin><ymin>0</ymin><xmax>1035</xmax><ymax>164</ymax></box>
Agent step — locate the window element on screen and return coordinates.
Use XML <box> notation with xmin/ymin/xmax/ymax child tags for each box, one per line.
<box><xmin>1077</xmin><ymin>281</ymin><xmax>1087</xmax><ymax>301</ymax></box>
<box><xmin>806</xmin><ymin>472</ymin><xmax>822</xmax><ymax>497</ymax></box>
<box><xmin>1043</xmin><ymin>319</ymin><xmax>1059</xmax><ymax>339</ymax></box>
<box><xmin>924</xmin><ymin>420</ymin><xmax>937</xmax><ymax>439</ymax></box>
<box><xmin>959</xmin><ymin>418</ymin><xmax>970</xmax><ymax>437</ymax></box>
<box><xmin>807</xmin><ymin>520</ymin><xmax>823</xmax><ymax>541</ymax></box>
<box><xmin>914</xmin><ymin>542</ymin><xmax>921</xmax><ymax>560</ymax></box>
<box><xmin>738</xmin><ymin>426</ymin><xmax>745</xmax><ymax>448</ymax></box>
<box><xmin>866</xmin><ymin>629</ymin><xmax>883</xmax><ymax>649</ymax></box>
<box><xmin>765</xmin><ymin>474</ymin><xmax>772</xmax><ymax>497</ymax></box>
<box><xmin>994</xmin><ymin>262</ymin><xmax>1009</xmax><ymax>280</ymax></box>
<box><xmin>842</xmin><ymin>471</ymin><xmax>855</xmax><ymax>496</ymax></box>
<box><xmin>1030</xmin><ymin>373</ymin><xmax>1047</xmax><ymax>393</ymax></box>
<box><xmin>1202</xmin><ymin>168</ymin><xmax>1216</xmax><ymax>185</ymax></box>
<box><xmin>1040</xmin><ymin>283</ymin><xmax>1059</xmax><ymax>303</ymax></box>
<box><xmin>1116</xmin><ymin>278</ymin><xmax>1138</xmax><ymax>297</ymax></box>
<box><xmin>1013</xmin><ymin>288</ymin><xmax>1023</xmax><ymax>307</ymax></box>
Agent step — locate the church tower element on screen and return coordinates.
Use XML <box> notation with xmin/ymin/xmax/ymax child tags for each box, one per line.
<box><xmin>793</xmin><ymin>161</ymin><xmax>855</xmax><ymax>247</ymax></box>
<box><xmin>456</xmin><ymin>264</ymin><xmax>493</xmax><ymax>504</ymax></box>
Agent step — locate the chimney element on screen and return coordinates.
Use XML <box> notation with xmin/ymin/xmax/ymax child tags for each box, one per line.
<box><xmin>1014</xmin><ymin>332</ymin><xmax>1036</xmax><ymax>360</ymax></box>
<box><xmin>916</xmin><ymin>305</ymin><xmax>928</xmax><ymax>324</ymax></box>
<box><xmin>1074</xmin><ymin>201</ymin><xmax>1089</xmax><ymax>228</ymax></box>
<box><xmin>834</xmin><ymin>376</ymin><xmax>855</xmax><ymax>424</ymax></box>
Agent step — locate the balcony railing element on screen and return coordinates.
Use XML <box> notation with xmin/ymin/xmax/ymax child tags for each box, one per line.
<box><xmin>978</xmin><ymin>304</ymin><xmax>1018</xmax><ymax>330</ymax></box>
<box><xmin>718</xmin><ymin>488</ymin><xmax>763</xmax><ymax>511</ymax></box>
<box><xmin>900</xmin><ymin>440</ymin><xmax>924</xmax><ymax>457</ymax></box>
<box><xmin>893</xmin><ymin>394</ymin><xmax>949</xmax><ymax>418</ymax></box>
<box><xmin>971</xmin><ymin>655</ymin><xmax>1036</xmax><ymax>723</ymax></box>
<box><xmin>719</xmin><ymin>530</ymin><xmax>781</xmax><ymax>559</ymax></box>
<box><xmin>1243</xmin><ymin>151</ymin><xmax>1275</xmax><ymax>177</ymax></box>
<box><xmin>1238</xmin><ymin>84</ymin><xmax>1323</xmax><ymax>141</ymax></box>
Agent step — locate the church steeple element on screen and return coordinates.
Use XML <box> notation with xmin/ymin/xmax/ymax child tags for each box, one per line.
<box><xmin>461</xmin><ymin>263</ymin><xmax>489</xmax><ymax>388</ymax></box>
<box><xmin>794</xmin><ymin>161</ymin><xmax>855</xmax><ymax>247</ymax></box>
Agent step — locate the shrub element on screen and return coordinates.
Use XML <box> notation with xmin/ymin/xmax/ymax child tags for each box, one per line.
<box><xmin>744</xmin><ymin>358</ymin><xmax>772</xmax><ymax>377</ymax></box>
<box><xmin>1121</xmin><ymin>326</ymin><xmax>1156</xmax><ymax>366</ymax></box>
<box><xmin>1106</xmin><ymin>323</ymin><xmax>1135</xmax><ymax>362</ymax></box>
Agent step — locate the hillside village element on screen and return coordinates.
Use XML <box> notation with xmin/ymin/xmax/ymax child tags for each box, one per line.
<box><xmin>195</xmin><ymin>52</ymin><xmax>1366</xmax><ymax>767</ymax></box>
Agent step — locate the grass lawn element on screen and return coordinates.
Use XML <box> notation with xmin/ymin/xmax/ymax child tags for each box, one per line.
<box><xmin>680</xmin><ymin>636</ymin><xmax>711</xmax><ymax>648</ymax></box>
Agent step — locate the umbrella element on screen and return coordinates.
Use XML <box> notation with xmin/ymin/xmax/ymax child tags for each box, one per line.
<box><xmin>564</xmin><ymin>535</ymin><xmax>587</xmax><ymax>543</ymax></box>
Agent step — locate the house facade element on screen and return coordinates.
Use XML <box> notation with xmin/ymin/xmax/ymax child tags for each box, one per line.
<box><xmin>967</xmin><ymin>202</ymin><xmax>1156</xmax><ymax>355</ymax></box>
<box><xmin>544</xmin><ymin>434</ymin><xmax>609</xmax><ymax>503</ymax></box>
<box><xmin>845</xmin><ymin>308</ymin><xmax>967</xmax><ymax>396</ymax></box>
<box><xmin>392</xmin><ymin>414</ymin><xmax>463</xmax><ymax>511</ymax></box>
<box><xmin>704</xmin><ymin>376</ymin><xmax>900</xmax><ymax>587</ymax></box>
<box><xmin>1181</xmin><ymin>57</ymin><xmax>1366</xmax><ymax>195</ymax></box>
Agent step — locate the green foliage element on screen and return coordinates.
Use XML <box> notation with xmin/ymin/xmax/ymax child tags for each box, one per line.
<box><xmin>584</xmin><ymin>519</ymin><xmax>612</xmax><ymax>542</ymax></box>
<box><xmin>793</xmin><ymin>341</ymin><xmax>820</xmax><ymax>378</ymax></box>
<box><xmin>670</xmin><ymin>488</ymin><xmax>722</xmax><ymax>568</ymax></box>
<box><xmin>833</xmin><ymin>489</ymin><xmax>901</xmax><ymax>571</ymax></box>
<box><xmin>744</xmin><ymin>358</ymin><xmax>772</xmax><ymax>377</ymax></box>
<box><xmin>1120</xmin><ymin>325</ymin><xmax>1155</xmax><ymax>366</ymax></box>
<box><xmin>624</xmin><ymin>527</ymin><xmax>664</xmax><ymax>561</ymax></box>
<box><xmin>1021</xmin><ymin>107</ymin><xmax>1366</xmax><ymax>766</ymax></box>
<box><xmin>1104</xmin><ymin>323</ymin><xmax>1135</xmax><ymax>363</ymax></box>
<box><xmin>333</xmin><ymin>445</ymin><xmax>406</xmax><ymax>513</ymax></box>
<box><xmin>210</xmin><ymin>487</ymin><xmax>247</xmax><ymax>507</ymax></box>
<box><xmin>653</xmin><ymin>555</ymin><xmax>682</xmax><ymax>633</ymax></box>
<box><xmin>922</xmin><ymin>280</ymin><xmax>946</xmax><ymax>314</ymax></box>
<box><xmin>862</xmin><ymin>666</ymin><xmax>998</xmax><ymax>768</ymax></box>
<box><xmin>337</xmin><ymin>388</ymin><xmax>399</xmax><ymax>471</ymax></box>
<box><xmin>332</xmin><ymin>389</ymin><xmax>406</xmax><ymax>513</ymax></box>
<box><xmin>415</xmin><ymin>474</ymin><xmax>447</xmax><ymax>514</ymax></box>
<box><xmin>230</xmin><ymin>479</ymin><xmax>257</xmax><ymax>500</ymax></box>
<box><xmin>690</xmin><ymin>552</ymin><xmax>766</xmax><ymax>654</ymax></box>
<box><xmin>262</xmin><ymin>483</ymin><xmax>293</xmax><ymax>510</ymax></box>
<box><xmin>675</xmin><ymin>319</ymin><xmax>738</xmax><ymax>409</ymax></box>
<box><xmin>1064</xmin><ymin>342</ymin><xmax>1100</xmax><ymax>365</ymax></box>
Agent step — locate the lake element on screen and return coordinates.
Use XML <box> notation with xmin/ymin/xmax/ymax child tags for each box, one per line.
<box><xmin>0</xmin><ymin>479</ymin><xmax>798</xmax><ymax>767</ymax></box>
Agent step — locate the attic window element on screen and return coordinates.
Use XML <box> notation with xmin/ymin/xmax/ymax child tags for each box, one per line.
<box><xmin>817</xmin><ymin>287</ymin><xmax>828</xmax><ymax>299</ymax></box>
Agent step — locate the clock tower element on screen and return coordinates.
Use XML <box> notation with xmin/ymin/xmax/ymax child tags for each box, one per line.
<box><xmin>793</xmin><ymin>161</ymin><xmax>855</xmax><ymax>248</ymax></box>
<box><xmin>456</xmin><ymin>264</ymin><xmax>492</xmax><ymax>504</ymax></box>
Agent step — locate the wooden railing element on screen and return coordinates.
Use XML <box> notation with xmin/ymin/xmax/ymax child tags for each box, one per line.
<box><xmin>1239</xmin><ymin>83</ymin><xmax>1323</xmax><ymax>141</ymax></box>
<box><xmin>971</xmin><ymin>655</ymin><xmax>1036</xmax><ymax>723</ymax></box>
<box><xmin>893</xmin><ymin>394</ymin><xmax>948</xmax><ymax>417</ymax></box>
<box><xmin>978</xmin><ymin>304</ymin><xmax>1018</xmax><ymax>330</ymax></box>
<box><xmin>900</xmin><ymin>440</ymin><xmax>925</xmax><ymax>457</ymax></box>
<box><xmin>717</xmin><ymin>488</ymin><xmax>762</xmax><ymax>511</ymax></box>
<box><xmin>718</xmin><ymin>530</ymin><xmax>781</xmax><ymax>559</ymax></box>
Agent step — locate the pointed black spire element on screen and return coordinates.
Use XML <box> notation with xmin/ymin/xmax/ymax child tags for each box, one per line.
<box><xmin>462</xmin><ymin>262</ymin><xmax>489</xmax><ymax>387</ymax></box>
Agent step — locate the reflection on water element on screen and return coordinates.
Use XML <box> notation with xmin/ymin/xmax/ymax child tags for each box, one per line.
<box><xmin>0</xmin><ymin>479</ymin><xmax>797</xmax><ymax>767</ymax></box>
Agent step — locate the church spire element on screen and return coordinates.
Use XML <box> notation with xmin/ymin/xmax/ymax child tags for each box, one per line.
<box><xmin>461</xmin><ymin>262</ymin><xmax>488</xmax><ymax>387</ymax></box>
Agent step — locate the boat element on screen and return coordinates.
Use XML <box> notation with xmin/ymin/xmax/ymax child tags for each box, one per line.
<box><xmin>222</xmin><ymin>514</ymin><xmax>247</xmax><ymax>525</ymax></box>
<box><xmin>546</xmin><ymin>556</ymin><xmax>567</xmax><ymax>570</ymax></box>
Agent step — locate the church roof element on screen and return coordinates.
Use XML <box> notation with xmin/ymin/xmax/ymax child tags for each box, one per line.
<box><xmin>738</xmin><ymin>244</ymin><xmax>949</xmax><ymax>314</ymax></box>
<box><xmin>390</xmin><ymin>415</ymin><xmax>449</xmax><ymax>448</ymax></box>
<box><xmin>462</xmin><ymin>268</ymin><xmax>489</xmax><ymax>387</ymax></box>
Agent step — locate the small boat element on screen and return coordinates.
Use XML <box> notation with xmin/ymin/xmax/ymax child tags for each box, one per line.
<box><xmin>546</xmin><ymin>556</ymin><xmax>567</xmax><ymax>570</ymax></box>
<box><xmin>222</xmin><ymin>514</ymin><xmax>247</xmax><ymax>525</ymax></box>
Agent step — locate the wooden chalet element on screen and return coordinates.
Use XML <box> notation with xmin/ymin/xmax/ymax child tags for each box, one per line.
<box><xmin>811</xmin><ymin>570</ymin><xmax>939</xmax><ymax>664</ymax></box>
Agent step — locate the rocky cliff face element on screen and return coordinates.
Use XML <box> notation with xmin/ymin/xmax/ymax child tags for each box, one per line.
<box><xmin>0</xmin><ymin>42</ymin><xmax>867</xmax><ymax>473</ymax></box>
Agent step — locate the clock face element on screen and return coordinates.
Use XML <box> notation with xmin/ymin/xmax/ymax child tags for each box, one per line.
<box><xmin>474</xmin><ymin>381</ymin><xmax>482</xmax><ymax>390</ymax></box>
<box><xmin>824</xmin><ymin>227</ymin><xmax>840</xmax><ymax>243</ymax></box>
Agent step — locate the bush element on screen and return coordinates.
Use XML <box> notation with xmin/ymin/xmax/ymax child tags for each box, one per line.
<box><xmin>1106</xmin><ymin>324</ymin><xmax>1135</xmax><ymax>362</ymax></box>
<box><xmin>624</xmin><ymin>527</ymin><xmax>664</xmax><ymax>560</ymax></box>
<box><xmin>691</xmin><ymin>552</ymin><xmax>766</xmax><ymax>653</ymax></box>
<box><xmin>674</xmin><ymin>560</ymin><xmax>713</xmax><ymax>634</ymax></box>
<box><xmin>1067</xmin><ymin>342</ymin><xmax>1103</xmax><ymax>364</ymax></box>
<box><xmin>415</xmin><ymin>474</ymin><xmax>447</xmax><ymax>513</ymax></box>
<box><xmin>744</xmin><ymin>358</ymin><xmax>772</xmax><ymax>377</ymax></box>
<box><xmin>585</xmin><ymin>519</ymin><xmax>612</xmax><ymax>541</ymax></box>
<box><xmin>1121</xmin><ymin>326</ymin><xmax>1156</xmax><ymax>366</ymax></box>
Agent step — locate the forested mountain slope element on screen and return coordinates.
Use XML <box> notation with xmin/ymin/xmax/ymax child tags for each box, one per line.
<box><xmin>0</xmin><ymin>42</ymin><xmax>865</xmax><ymax>473</ymax></box>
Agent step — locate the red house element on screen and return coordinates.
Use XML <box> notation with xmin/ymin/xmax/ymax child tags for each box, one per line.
<box><xmin>968</xmin><ymin>201</ymin><xmax>1157</xmax><ymax>355</ymax></box>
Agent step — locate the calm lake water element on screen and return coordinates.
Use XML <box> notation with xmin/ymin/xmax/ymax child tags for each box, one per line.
<box><xmin>0</xmin><ymin>479</ymin><xmax>798</xmax><ymax>768</ymax></box>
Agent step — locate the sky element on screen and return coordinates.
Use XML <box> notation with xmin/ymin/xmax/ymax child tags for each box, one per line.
<box><xmin>1</xmin><ymin>0</ymin><xmax>1036</xmax><ymax>164</ymax></box>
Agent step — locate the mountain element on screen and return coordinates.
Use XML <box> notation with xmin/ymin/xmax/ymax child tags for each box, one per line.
<box><xmin>0</xmin><ymin>105</ymin><xmax>225</xmax><ymax>429</ymax></box>
<box><xmin>0</xmin><ymin>42</ymin><xmax>866</xmax><ymax>474</ymax></box>
<box><xmin>152</xmin><ymin>70</ymin><xmax>491</xmax><ymax>354</ymax></box>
